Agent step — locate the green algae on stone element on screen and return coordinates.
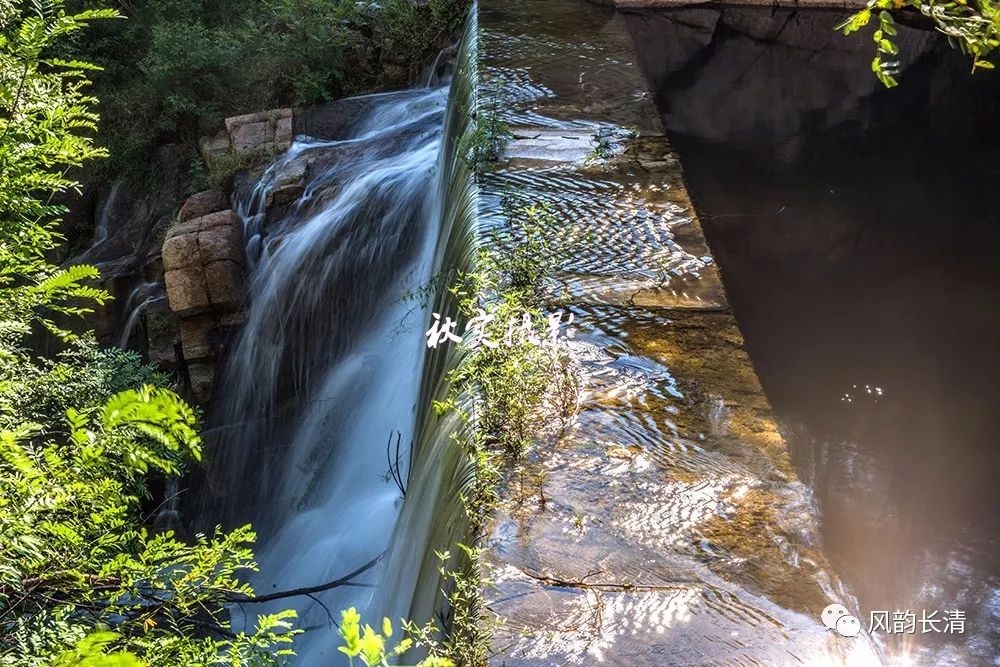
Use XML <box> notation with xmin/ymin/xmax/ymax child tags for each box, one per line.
<box><xmin>699</xmin><ymin>488</ymin><xmax>833</xmax><ymax>616</ymax></box>
<box><xmin>624</xmin><ymin>310</ymin><xmax>796</xmax><ymax>480</ymax></box>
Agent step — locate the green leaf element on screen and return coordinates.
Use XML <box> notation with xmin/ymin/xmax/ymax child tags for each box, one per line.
<box><xmin>836</xmin><ymin>8</ymin><xmax>872</xmax><ymax>34</ymax></box>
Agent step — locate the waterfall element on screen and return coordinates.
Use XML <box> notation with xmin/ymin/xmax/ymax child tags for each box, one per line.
<box><xmin>93</xmin><ymin>179</ymin><xmax>122</xmax><ymax>247</ymax></box>
<box><xmin>374</xmin><ymin>9</ymin><xmax>480</xmax><ymax>629</ymax></box>
<box><xmin>118</xmin><ymin>281</ymin><xmax>164</xmax><ymax>349</ymax></box>
<box><xmin>206</xmin><ymin>10</ymin><xmax>480</xmax><ymax>663</ymax></box>
<box><xmin>72</xmin><ymin>178</ymin><xmax>122</xmax><ymax>265</ymax></box>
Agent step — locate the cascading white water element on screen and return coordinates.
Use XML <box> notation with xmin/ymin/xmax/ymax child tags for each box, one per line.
<box><xmin>206</xmin><ymin>17</ymin><xmax>480</xmax><ymax>658</ymax></box>
<box><xmin>211</xmin><ymin>87</ymin><xmax>450</xmax><ymax>512</ymax></box>
<box><xmin>118</xmin><ymin>281</ymin><xmax>164</xmax><ymax>348</ymax></box>
<box><xmin>93</xmin><ymin>179</ymin><xmax>122</xmax><ymax>247</ymax></box>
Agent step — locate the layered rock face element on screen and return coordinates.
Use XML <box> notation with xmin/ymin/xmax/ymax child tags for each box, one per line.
<box><xmin>84</xmin><ymin>102</ymin><xmax>386</xmax><ymax>374</ymax></box>
<box><xmin>121</xmin><ymin>99</ymin><xmax>395</xmax><ymax>404</ymax></box>
<box><xmin>154</xmin><ymin>107</ymin><xmax>295</xmax><ymax>403</ymax></box>
<box><xmin>199</xmin><ymin>108</ymin><xmax>294</xmax><ymax>166</ymax></box>
<box><xmin>162</xmin><ymin>207</ymin><xmax>246</xmax><ymax>402</ymax></box>
<box><xmin>163</xmin><ymin>209</ymin><xmax>245</xmax><ymax>315</ymax></box>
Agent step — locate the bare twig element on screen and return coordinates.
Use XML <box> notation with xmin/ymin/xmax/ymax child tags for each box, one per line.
<box><xmin>306</xmin><ymin>592</ymin><xmax>336</xmax><ymax>628</ymax></box>
<box><xmin>229</xmin><ymin>553</ymin><xmax>383</xmax><ymax>603</ymax></box>
<box><xmin>515</xmin><ymin>566</ymin><xmax>681</xmax><ymax>593</ymax></box>
<box><xmin>386</xmin><ymin>430</ymin><xmax>408</xmax><ymax>497</ymax></box>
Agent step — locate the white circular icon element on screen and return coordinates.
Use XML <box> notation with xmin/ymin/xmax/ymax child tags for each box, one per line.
<box><xmin>821</xmin><ymin>603</ymin><xmax>849</xmax><ymax>631</ymax></box>
<box><xmin>836</xmin><ymin>614</ymin><xmax>862</xmax><ymax>637</ymax></box>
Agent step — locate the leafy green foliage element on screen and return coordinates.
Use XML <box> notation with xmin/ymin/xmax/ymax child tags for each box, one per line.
<box><xmin>419</xmin><ymin>546</ymin><xmax>491</xmax><ymax>667</ymax></box>
<box><xmin>440</xmin><ymin>196</ymin><xmax>581</xmax><ymax>501</ymax></box>
<box><xmin>337</xmin><ymin>607</ymin><xmax>453</xmax><ymax>667</ymax></box>
<box><xmin>0</xmin><ymin>341</ymin><xmax>301</xmax><ymax>664</ymax></box>
<box><xmin>1</xmin><ymin>3</ymin><xmax>298</xmax><ymax>663</ymax></box>
<box><xmin>459</xmin><ymin>82</ymin><xmax>511</xmax><ymax>174</ymax></box>
<box><xmin>839</xmin><ymin>0</ymin><xmax>1000</xmax><ymax>86</ymax></box>
<box><xmin>421</xmin><ymin>196</ymin><xmax>583</xmax><ymax>665</ymax></box>
<box><xmin>584</xmin><ymin>128</ymin><xmax>617</xmax><ymax>164</ymax></box>
<box><xmin>486</xmin><ymin>203</ymin><xmax>560</xmax><ymax>300</ymax></box>
<box><xmin>0</xmin><ymin>0</ymin><xmax>115</xmax><ymax>339</ymax></box>
<box><xmin>204</xmin><ymin>146</ymin><xmax>284</xmax><ymax>189</ymax></box>
<box><xmin>59</xmin><ymin>0</ymin><xmax>470</xmax><ymax>178</ymax></box>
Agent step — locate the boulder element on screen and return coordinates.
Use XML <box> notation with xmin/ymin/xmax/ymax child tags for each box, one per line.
<box><xmin>199</xmin><ymin>131</ymin><xmax>230</xmax><ymax>168</ymax></box>
<box><xmin>161</xmin><ymin>207</ymin><xmax>248</xmax><ymax>404</ymax></box>
<box><xmin>163</xmin><ymin>210</ymin><xmax>245</xmax><ymax>316</ymax></box>
<box><xmin>224</xmin><ymin>108</ymin><xmax>294</xmax><ymax>155</ymax></box>
<box><xmin>275</xmin><ymin>114</ymin><xmax>293</xmax><ymax>146</ymax></box>
<box><xmin>196</xmin><ymin>212</ymin><xmax>245</xmax><ymax>264</ymax></box>
<box><xmin>231</xmin><ymin>121</ymin><xmax>270</xmax><ymax>153</ymax></box>
<box><xmin>294</xmin><ymin>92</ymin><xmax>412</xmax><ymax>140</ymax></box>
<box><xmin>269</xmin><ymin>183</ymin><xmax>306</xmax><ymax>208</ymax></box>
<box><xmin>179</xmin><ymin>189</ymin><xmax>227</xmax><ymax>222</ymax></box>
<box><xmin>261</xmin><ymin>153</ymin><xmax>309</xmax><ymax>224</ymax></box>
<box><xmin>161</xmin><ymin>223</ymin><xmax>200</xmax><ymax>270</ymax></box>
<box><xmin>203</xmin><ymin>260</ymin><xmax>244</xmax><ymax>312</ymax></box>
<box><xmin>163</xmin><ymin>266</ymin><xmax>210</xmax><ymax>315</ymax></box>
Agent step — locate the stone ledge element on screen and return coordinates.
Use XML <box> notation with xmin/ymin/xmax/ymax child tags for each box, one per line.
<box><xmin>199</xmin><ymin>108</ymin><xmax>294</xmax><ymax>167</ymax></box>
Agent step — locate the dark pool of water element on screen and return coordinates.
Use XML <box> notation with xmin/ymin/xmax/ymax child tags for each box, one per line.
<box><xmin>631</xmin><ymin>7</ymin><xmax>1000</xmax><ymax>664</ymax></box>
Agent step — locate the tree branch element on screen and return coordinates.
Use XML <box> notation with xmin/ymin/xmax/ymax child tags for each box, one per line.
<box><xmin>227</xmin><ymin>553</ymin><xmax>384</xmax><ymax>603</ymax></box>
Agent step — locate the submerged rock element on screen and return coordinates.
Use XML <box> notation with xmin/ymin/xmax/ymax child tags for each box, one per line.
<box><xmin>477</xmin><ymin>0</ymin><xmax>876</xmax><ymax>663</ymax></box>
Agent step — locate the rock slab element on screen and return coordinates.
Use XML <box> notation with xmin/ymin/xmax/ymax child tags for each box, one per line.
<box><xmin>163</xmin><ymin>209</ymin><xmax>245</xmax><ymax>316</ymax></box>
<box><xmin>162</xmin><ymin>194</ymin><xmax>247</xmax><ymax>403</ymax></box>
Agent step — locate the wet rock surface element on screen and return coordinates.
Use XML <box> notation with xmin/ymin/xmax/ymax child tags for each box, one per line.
<box><xmin>294</xmin><ymin>91</ymin><xmax>417</xmax><ymax>140</ymax></box>
<box><xmin>479</xmin><ymin>0</ymin><xmax>876</xmax><ymax>663</ymax></box>
<box><xmin>625</xmin><ymin>7</ymin><xmax>938</xmax><ymax>161</ymax></box>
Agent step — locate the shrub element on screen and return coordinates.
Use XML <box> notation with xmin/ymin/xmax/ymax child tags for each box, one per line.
<box><xmin>60</xmin><ymin>0</ymin><xmax>470</xmax><ymax>180</ymax></box>
<box><xmin>840</xmin><ymin>0</ymin><xmax>999</xmax><ymax>86</ymax></box>
<box><xmin>0</xmin><ymin>3</ymin><xmax>297</xmax><ymax>663</ymax></box>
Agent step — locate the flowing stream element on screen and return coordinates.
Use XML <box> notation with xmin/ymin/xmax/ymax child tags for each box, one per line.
<box><xmin>187</xmin><ymin>2</ymin><xmax>1000</xmax><ymax>664</ymax></box>
<box><xmin>205</xmin><ymin>16</ymin><xmax>479</xmax><ymax>663</ymax></box>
